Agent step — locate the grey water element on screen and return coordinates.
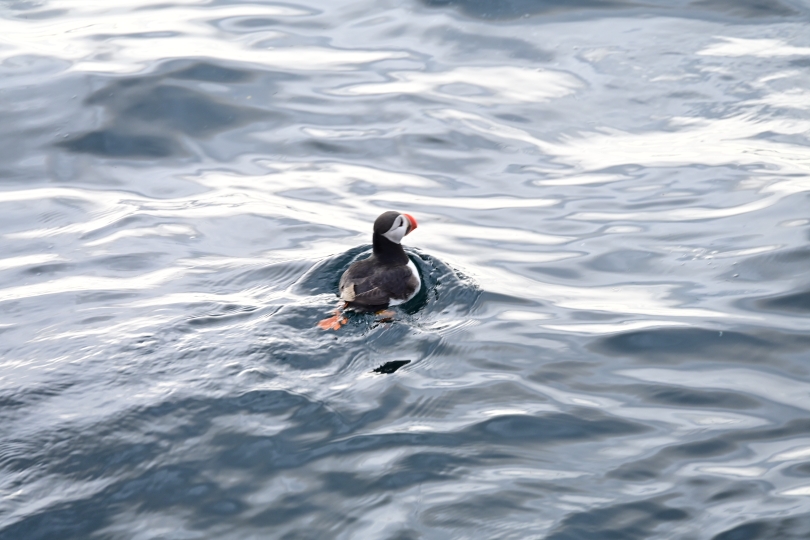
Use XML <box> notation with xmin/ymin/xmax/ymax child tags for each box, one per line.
<box><xmin>1</xmin><ymin>0</ymin><xmax>810</xmax><ymax>538</ymax></box>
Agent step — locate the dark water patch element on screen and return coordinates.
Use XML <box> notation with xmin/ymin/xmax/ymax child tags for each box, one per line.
<box><xmin>423</xmin><ymin>27</ymin><xmax>554</xmax><ymax>61</ymax></box>
<box><xmin>468</xmin><ymin>345</ymin><xmax>551</xmax><ymax>372</ymax></box>
<box><xmin>45</xmin><ymin>439</ymin><xmax>161</xmax><ymax>483</ymax></box>
<box><xmin>495</xmin><ymin>112</ymin><xmax>531</xmax><ymax>123</ymax></box>
<box><xmin>22</xmin><ymin>263</ymin><xmax>73</xmax><ymax>276</ymax></box>
<box><xmin>420</xmin><ymin>0</ymin><xmax>629</xmax><ymax>20</ymax></box>
<box><xmin>776</xmin><ymin>247</ymin><xmax>810</xmax><ymax>265</ymax></box>
<box><xmin>730</xmin><ymin>418</ymin><xmax>810</xmax><ymax>445</ymax></box>
<box><xmin>91</xmin><ymin>31</ymin><xmax>183</xmax><ymax>40</ymax></box>
<box><xmin>246</xmin><ymin>316</ymin><xmax>408</xmax><ymax>369</ymax></box>
<box><xmin>0</xmin><ymin>464</ymin><xmax>247</xmax><ymax>540</ymax></box>
<box><xmin>406</xmin><ymin>248</ymin><xmax>480</xmax><ymax>316</ymax></box>
<box><xmin>187</xmin><ymin>305</ymin><xmax>260</xmax><ymax>328</ymax></box>
<box><xmin>712</xmin><ymin>515</ymin><xmax>810</xmax><ymax>540</ymax></box>
<box><xmin>408</xmin><ymin>129</ymin><xmax>506</xmax><ymax>155</ymax></box>
<box><xmin>75</xmin><ymin>291</ymin><xmax>139</xmax><ymax>304</ymax></box>
<box><xmin>120</xmin><ymin>85</ymin><xmax>270</xmax><ymax>137</ymax></box>
<box><xmin>77</xmin><ymin>215</ymin><xmax>158</xmax><ymax>241</ymax></box>
<box><xmin>587</xmin><ymin>249</ymin><xmax>662</xmax><ymax>273</ymax></box>
<box><xmin>169</xmin><ymin>62</ymin><xmax>254</xmax><ymax>83</ymax></box>
<box><xmin>12</xmin><ymin>8</ymin><xmax>68</xmax><ymax>19</ymax></box>
<box><xmin>0</xmin><ymin>382</ymin><xmax>77</xmax><ymax>425</ymax></box>
<box><xmin>756</xmin><ymin>290</ymin><xmax>810</xmax><ymax>315</ymax></box>
<box><xmin>0</xmin><ymin>392</ymin><xmax>264</xmax><ymax>476</ymax></box>
<box><xmin>277</xmin><ymin>186</ymin><xmax>340</xmax><ymax>202</ymax></box>
<box><xmin>783</xmin><ymin>462</ymin><xmax>810</xmax><ymax>478</ymax></box>
<box><xmin>305</xmin><ymin>139</ymin><xmax>354</xmax><ymax>155</ymax></box>
<box><xmin>531</xmin><ymin>265</ymin><xmax>581</xmax><ymax>280</ymax></box>
<box><xmin>0</xmin><ymin>395</ymin><xmax>26</xmax><ymax>411</ymax></box>
<box><xmin>96</xmin><ymin>253</ymin><xmax>167</xmax><ymax>272</ymax></box>
<box><xmin>593</xmin><ymin>328</ymin><xmax>774</xmax><ymax>363</ymax></box>
<box><xmin>248</xmin><ymin>493</ymin><xmax>320</xmax><ymax>526</ymax></box>
<box><xmin>790</xmin><ymin>57</ymin><xmax>810</xmax><ymax>68</ymax></box>
<box><xmin>38</xmin><ymin>397</ymin><xmax>626</xmax><ymax>505</ymax></box>
<box><xmin>477</xmin><ymin>289</ymin><xmax>544</xmax><ymax>307</ymax></box>
<box><xmin>706</xmin><ymin>481</ymin><xmax>769</xmax><ymax>503</ymax></box>
<box><xmin>59</xmin><ymin>60</ymin><xmax>285</xmax><ymax>159</ymax></box>
<box><xmin>387</xmin><ymin>530</ymin><xmax>421</xmax><ymax>540</ymax></box>
<box><xmin>734</xmin><ymin>247</ymin><xmax>810</xmax><ymax>281</ymax></box>
<box><xmin>668</xmin><ymin>90</ymin><xmax>709</xmax><ymax>100</ymax></box>
<box><xmin>419</xmin><ymin>0</ymin><xmax>806</xmax><ymax>21</ymax></box>
<box><xmin>112</xmin><ymin>473</ymin><xmax>246</xmax><ymax>521</ymax></box>
<box><xmin>546</xmin><ymin>498</ymin><xmax>689</xmax><ymax>540</ymax></box>
<box><xmin>625</xmin><ymin>384</ymin><xmax>761</xmax><ymax>410</ymax></box>
<box><xmin>693</xmin><ymin>0</ymin><xmax>799</xmax><ymax>17</ymax></box>
<box><xmin>398</xmin><ymin>132</ymin><xmax>502</xmax><ymax>160</ymax></box>
<box><xmin>423</xmin><ymin>489</ymin><xmax>539</xmax><ymax>529</ymax></box>
<box><xmin>528</xmin><ymin>361</ymin><xmax>597</xmax><ymax>383</ymax></box>
<box><xmin>608</xmin><ymin>437</ymin><xmax>738</xmax><ymax>481</ymax></box>
<box><xmin>320</xmin><ymin>451</ymin><xmax>461</xmax><ymax>496</ymax></box>
<box><xmin>58</xmin><ymin>129</ymin><xmax>182</xmax><ymax>158</ymax></box>
<box><xmin>210</xmin><ymin>417</ymin><xmax>467</xmax><ymax>475</ymax></box>
<box><xmin>0</xmin><ymin>498</ymin><xmax>106</xmax><ymax>540</ymax></box>
<box><xmin>611</xmin><ymin>420</ymin><xmax>810</xmax><ymax>484</ymax></box>
<box><xmin>233</xmin><ymin>17</ymin><xmax>282</xmax><ymax>28</ymax></box>
<box><xmin>400</xmin><ymin>450</ymin><xmax>476</xmax><ymax>476</ymax></box>
<box><xmin>625</xmin><ymin>197</ymin><xmax>702</xmax><ymax>211</ymax></box>
<box><xmin>470</xmin><ymin>409</ymin><xmax>649</xmax><ymax>445</ymax></box>
<box><xmin>399</xmin><ymin>381</ymin><xmax>535</xmax><ymax>420</ymax></box>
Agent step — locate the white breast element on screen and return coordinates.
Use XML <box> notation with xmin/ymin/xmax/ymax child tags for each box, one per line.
<box><xmin>389</xmin><ymin>259</ymin><xmax>421</xmax><ymax>306</ymax></box>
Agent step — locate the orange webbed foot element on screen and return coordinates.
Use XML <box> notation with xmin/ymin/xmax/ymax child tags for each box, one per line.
<box><xmin>317</xmin><ymin>310</ymin><xmax>347</xmax><ymax>331</ymax></box>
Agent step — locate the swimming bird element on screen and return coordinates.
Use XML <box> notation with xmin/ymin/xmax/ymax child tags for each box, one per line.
<box><xmin>318</xmin><ymin>211</ymin><xmax>420</xmax><ymax>330</ymax></box>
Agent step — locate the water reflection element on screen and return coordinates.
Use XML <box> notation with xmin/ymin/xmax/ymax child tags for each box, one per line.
<box><xmin>420</xmin><ymin>0</ymin><xmax>803</xmax><ymax>19</ymax></box>
<box><xmin>59</xmin><ymin>61</ymin><xmax>273</xmax><ymax>158</ymax></box>
<box><xmin>2</xmin><ymin>0</ymin><xmax>810</xmax><ymax>538</ymax></box>
<box><xmin>336</xmin><ymin>66</ymin><xmax>581</xmax><ymax>105</ymax></box>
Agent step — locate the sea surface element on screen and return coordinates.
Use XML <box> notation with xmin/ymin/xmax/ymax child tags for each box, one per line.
<box><xmin>2</xmin><ymin>0</ymin><xmax>810</xmax><ymax>538</ymax></box>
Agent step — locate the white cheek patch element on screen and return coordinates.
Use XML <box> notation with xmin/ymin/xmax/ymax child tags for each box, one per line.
<box><xmin>382</xmin><ymin>221</ymin><xmax>408</xmax><ymax>244</ymax></box>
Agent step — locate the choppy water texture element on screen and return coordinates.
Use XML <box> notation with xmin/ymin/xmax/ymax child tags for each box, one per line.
<box><xmin>2</xmin><ymin>0</ymin><xmax>810</xmax><ymax>538</ymax></box>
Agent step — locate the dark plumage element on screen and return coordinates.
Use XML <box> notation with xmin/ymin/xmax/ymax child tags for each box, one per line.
<box><xmin>338</xmin><ymin>211</ymin><xmax>420</xmax><ymax>312</ymax></box>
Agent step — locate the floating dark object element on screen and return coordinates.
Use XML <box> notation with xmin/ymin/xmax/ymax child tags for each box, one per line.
<box><xmin>372</xmin><ymin>360</ymin><xmax>411</xmax><ymax>374</ymax></box>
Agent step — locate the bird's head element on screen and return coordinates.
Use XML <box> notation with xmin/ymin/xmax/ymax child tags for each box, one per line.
<box><xmin>374</xmin><ymin>211</ymin><xmax>418</xmax><ymax>244</ymax></box>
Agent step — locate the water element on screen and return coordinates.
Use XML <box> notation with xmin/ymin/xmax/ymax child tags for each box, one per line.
<box><xmin>1</xmin><ymin>0</ymin><xmax>810</xmax><ymax>537</ymax></box>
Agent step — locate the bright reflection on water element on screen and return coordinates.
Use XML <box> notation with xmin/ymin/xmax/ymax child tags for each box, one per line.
<box><xmin>1</xmin><ymin>0</ymin><xmax>810</xmax><ymax>538</ymax></box>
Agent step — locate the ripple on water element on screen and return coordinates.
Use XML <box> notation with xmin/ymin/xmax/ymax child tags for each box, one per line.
<box><xmin>293</xmin><ymin>245</ymin><xmax>480</xmax><ymax>318</ymax></box>
<box><xmin>2</xmin><ymin>0</ymin><xmax>810</xmax><ymax>538</ymax></box>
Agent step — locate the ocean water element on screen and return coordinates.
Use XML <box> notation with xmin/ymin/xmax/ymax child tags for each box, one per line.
<box><xmin>2</xmin><ymin>0</ymin><xmax>810</xmax><ymax>538</ymax></box>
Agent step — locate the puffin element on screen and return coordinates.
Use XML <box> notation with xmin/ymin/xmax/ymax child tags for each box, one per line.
<box><xmin>318</xmin><ymin>211</ymin><xmax>420</xmax><ymax>330</ymax></box>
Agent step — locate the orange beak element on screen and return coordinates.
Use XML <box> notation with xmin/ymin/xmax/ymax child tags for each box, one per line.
<box><xmin>404</xmin><ymin>213</ymin><xmax>418</xmax><ymax>235</ymax></box>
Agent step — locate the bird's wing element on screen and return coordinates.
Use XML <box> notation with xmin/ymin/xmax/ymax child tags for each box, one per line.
<box><xmin>344</xmin><ymin>278</ymin><xmax>389</xmax><ymax>306</ymax></box>
<box><xmin>340</xmin><ymin>281</ymin><xmax>385</xmax><ymax>304</ymax></box>
<box><xmin>370</xmin><ymin>265</ymin><xmax>415</xmax><ymax>298</ymax></box>
<box><xmin>340</xmin><ymin>265</ymin><xmax>414</xmax><ymax>307</ymax></box>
